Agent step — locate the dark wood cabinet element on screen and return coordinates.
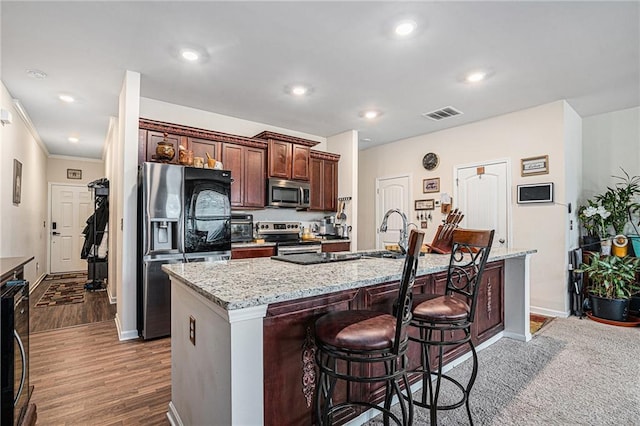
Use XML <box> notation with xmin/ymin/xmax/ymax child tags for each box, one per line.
<box><xmin>188</xmin><ymin>137</ymin><xmax>221</xmax><ymax>163</ymax></box>
<box><xmin>231</xmin><ymin>246</ymin><xmax>275</xmax><ymax>259</ymax></box>
<box><xmin>255</xmin><ymin>131</ymin><xmax>317</xmax><ymax>181</ymax></box>
<box><xmin>321</xmin><ymin>241</ymin><xmax>350</xmax><ymax>253</ymax></box>
<box><xmin>264</xmin><ymin>290</ymin><xmax>360</xmax><ymax>426</ymax></box>
<box><xmin>138</xmin><ymin>130</ymin><xmax>182</xmax><ymax>164</ymax></box>
<box><xmin>292</xmin><ymin>144</ymin><xmax>311</xmax><ymax>181</ymax></box>
<box><xmin>473</xmin><ymin>261</ymin><xmax>505</xmax><ymax>341</ymax></box>
<box><xmin>267</xmin><ymin>139</ymin><xmax>292</xmax><ymax>179</ymax></box>
<box><xmin>310</xmin><ymin>151</ymin><xmax>340</xmax><ymax>212</ymax></box>
<box><xmin>261</xmin><ymin>261</ymin><xmax>505</xmax><ymax>424</ymax></box>
<box><xmin>222</xmin><ymin>143</ymin><xmax>266</xmax><ymax>208</ymax></box>
<box><xmin>139</xmin><ymin>119</ymin><xmax>267</xmax><ymax>208</ymax></box>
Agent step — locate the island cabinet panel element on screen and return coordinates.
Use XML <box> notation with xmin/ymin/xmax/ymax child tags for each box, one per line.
<box><xmin>188</xmin><ymin>137</ymin><xmax>221</xmax><ymax>163</ymax></box>
<box><xmin>231</xmin><ymin>246</ymin><xmax>275</xmax><ymax>259</ymax></box>
<box><xmin>263</xmin><ymin>289</ymin><xmax>360</xmax><ymax>426</ymax></box>
<box><xmin>473</xmin><ymin>261</ymin><xmax>505</xmax><ymax>342</ymax></box>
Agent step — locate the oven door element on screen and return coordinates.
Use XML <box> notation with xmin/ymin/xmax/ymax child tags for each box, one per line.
<box><xmin>277</xmin><ymin>244</ymin><xmax>322</xmax><ymax>256</ymax></box>
<box><xmin>184</xmin><ymin>180</ymin><xmax>231</xmax><ymax>254</ymax></box>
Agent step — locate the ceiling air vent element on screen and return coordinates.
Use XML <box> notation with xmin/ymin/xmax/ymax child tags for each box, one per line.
<box><xmin>421</xmin><ymin>106</ymin><xmax>463</xmax><ymax>121</ymax></box>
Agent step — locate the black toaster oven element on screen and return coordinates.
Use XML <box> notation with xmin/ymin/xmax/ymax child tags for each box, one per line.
<box><xmin>231</xmin><ymin>214</ymin><xmax>254</xmax><ymax>243</ymax></box>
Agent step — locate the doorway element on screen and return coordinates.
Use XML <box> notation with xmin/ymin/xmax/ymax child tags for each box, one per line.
<box><xmin>454</xmin><ymin>159</ymin><xmax>511</xmax><ymax>248</ymax></box>
<box><xmin>50</xmin><ymin>184</ymin><xmax>92</xmax><ymax>273</ymax></box>
<box><xmin>375</xmin><ymin>175</ymin><xmax>411</xmax><ymax>249</ymax></box>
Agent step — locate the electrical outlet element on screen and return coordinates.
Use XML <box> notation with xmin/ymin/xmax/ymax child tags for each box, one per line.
<box><xmin>189</xmin><ymin>316</ymin><xmax>196</xmax><ymax>346</ymax></box>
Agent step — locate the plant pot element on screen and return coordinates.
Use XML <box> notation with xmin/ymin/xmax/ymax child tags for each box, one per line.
<box><xmin>590</xmin><ymin>294</ymin><xmax>630</xmax><ymax>322</ymax></box>
<box><xmin>582</xmin><ymin>235</ymin><xmax>601</xmax><ymax>252</ymax></box>
<box><xmin>630</xmin><ymin>295</ymin><xmax>640</xmax><ymax>314</ymax></box>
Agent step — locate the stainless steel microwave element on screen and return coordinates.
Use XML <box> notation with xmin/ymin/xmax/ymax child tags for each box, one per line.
<box><xmin>267</xmin><ymin>178</ymin><xmax>310</xmax><ymax>208</ymax></box>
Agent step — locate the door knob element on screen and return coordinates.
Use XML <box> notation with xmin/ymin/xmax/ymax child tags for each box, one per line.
<box><xmin>52</xmin><ymin>232</ymin><xmax>60</xmax><ymax>236</ymax></box>
<box><xmin>499</xmin><ymin>238</ymin><xmax>505</xmax><ymax>244</ymax></box>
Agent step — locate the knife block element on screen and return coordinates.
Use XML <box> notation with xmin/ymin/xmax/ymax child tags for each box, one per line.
<box><xmin>425</xmin><ymin>224</ymin><xmax>454</xmax><ymax>254</ymax></box>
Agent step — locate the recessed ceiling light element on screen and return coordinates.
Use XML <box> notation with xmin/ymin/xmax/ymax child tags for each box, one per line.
<box><xmin>26</xmin><ymin>69</ymin><xmax>47</xmax><ymax>79</ymax></box>
<box><xmin>362</xmin><ymin>110</ymin><xmax>382</xmax><ymax>120</ymax></box>
<box><xmin>465</xmin><ymin>71</ymin><xmax>487</xmax><ymax>83</ymax></box>
<box><xmin>395</xmin><ymin>20</ymin><xmax>417</xmax><ymax>36</ymax></box>
<box><xmin>180</xmin><ymin>49</ymin><xmax>200</xmax><ymax>62</ymax></box>
<box><xmin>59</xmin><ymin>94</ymin><xmax>75</xmax><ymax>103</ymax></box>
<box><xmin>361</xmin><ymin>137</ymin><xmax>372</xmax><ymax>142</ymax></box>
<box><xmin>68</xmin><ymin>137</ymin><xmax>79</xmax><ymax>143</ymax></box>
<box><xmin>291</xmin><ymin>85</ymin><xmax>308</xmax><ymax>96</ymax></box>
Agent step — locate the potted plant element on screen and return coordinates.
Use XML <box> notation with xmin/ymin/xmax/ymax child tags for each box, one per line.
<box><xmin>577</xmin><ymin>254</ymin><xmax>640</xmax><ymax>321</ymax></box>
<box><xmin>595</xmin><ymin>168</ymin><xmax>640</xmax><ymax>236</ymax></box>
<box><xmin>578</xmin><ymin>199</ymin><xmax>611</xmax><ymax>252</ymax></box>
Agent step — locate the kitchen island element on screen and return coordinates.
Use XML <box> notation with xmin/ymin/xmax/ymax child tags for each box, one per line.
<box><xmin>163</xmin><ymin>248</ymin><xmax>535</xmax><ymax>426</ymax></box>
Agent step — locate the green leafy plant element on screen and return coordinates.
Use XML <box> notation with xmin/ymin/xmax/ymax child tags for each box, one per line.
<box><xmin>595</xmin><ymin>168</ymin><xmax>640</xmax><ymax>235</ymax></box>
<box><xmin>577</xmin><ymin>254</ymin><xmax>640</xmax><ymax>299</ymax></box>
<box><xmin>578</xmin><ymin>199</ymin><xmax>610</xmax><ymax>237</ymax></box>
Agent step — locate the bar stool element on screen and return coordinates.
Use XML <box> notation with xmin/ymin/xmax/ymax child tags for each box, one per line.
<box><xmin>409</xmin><ymin>229</ymin><xmax>494</xmax><ymax>425</ymax></box>
<box><xmin>314</xmin><ymin>230</ymin><xmax>425</xmax><ymax>425</ymax></box>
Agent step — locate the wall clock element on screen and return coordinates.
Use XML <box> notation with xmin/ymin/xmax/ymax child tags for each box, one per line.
<box><xmin>422</xmin><ymin>152</ymin><xmax>439</xmax><ymax>170</ymax></box>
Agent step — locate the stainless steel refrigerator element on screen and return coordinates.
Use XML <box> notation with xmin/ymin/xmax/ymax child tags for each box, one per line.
<box><xmin>137</xmin><ymin>162</ymin><xmax>232</xmax><ymax>339</ymax></box>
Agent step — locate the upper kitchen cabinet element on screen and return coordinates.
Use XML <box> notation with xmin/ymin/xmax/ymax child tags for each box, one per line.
<box><xmin>222</xmin><ymin>143</ymin><xmax>266</xmax><ymax>208</ymax></box>
<box><xmin>309</xmin><ymin>150</ymin><xmax>340</xmax><ymax>212</ymax></box>
<box><xmin>189</xmin><ymin>137</ymin><xmax>221</xmax><ymax>163</ymax></box>
<box><xmin>254</xmin><ymin>131</ymin><xmax>319</xmax><ymax>181</ymax></box>
<box><xmin>139</xmin><ymin>129</ymin><xmax>185</xmax><ymax>164</ymax></box>
<box><xmin>139</xmin><ymin>118</ymin><xmax>267</xmax><ymax>208</ymax></box>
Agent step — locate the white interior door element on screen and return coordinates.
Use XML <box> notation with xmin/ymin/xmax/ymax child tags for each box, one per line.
<box><xmin>375</xmin><ymin>175</ymin><xmax>410</xmax><ymax>249</ymax></box>
<box><xmin>51</xmin><ymin>184</ymin><xmax>92</xmax><ymax>273</ymax></box>
<box><xmin>455</xmin><ymin>161</ymin><xmax>510</xmax><ymax>248</ymax></box>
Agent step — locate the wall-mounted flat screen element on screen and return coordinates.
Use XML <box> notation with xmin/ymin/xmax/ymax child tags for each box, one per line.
<box><xmin>517</xmin><ymin>183</ymin><xmax>553</xmax><ymax>204</ymax></box>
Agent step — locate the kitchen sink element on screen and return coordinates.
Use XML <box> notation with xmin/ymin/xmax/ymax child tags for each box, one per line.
<box><xmin>361</xmin><ymin>250</ymin><xmax>406</xmax><ymax>259</ymax></box>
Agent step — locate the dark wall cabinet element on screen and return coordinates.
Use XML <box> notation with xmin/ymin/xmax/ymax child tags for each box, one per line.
<box><xmin>254</xmin><ymin>131</ymin><xmax>317</xmax><ymax>181</ymax></box>
<box><xmin>262</xmin><ymin>260</ymin><xmax>505</xmax><ymax>425</ymax></box>
<box><xmin>139</xmin><ymin>119</ymin><xmax>267</xmax><ymax>209</ymax></box>
<box><xmin>222</xmin><ymin>143</ymin><xmax>265</xmax><ymax>208</ymax></box>
<box><xmin>310</xmin><ymin>151</ymin><xmax>340</xmax><ymax>212</ymax></box>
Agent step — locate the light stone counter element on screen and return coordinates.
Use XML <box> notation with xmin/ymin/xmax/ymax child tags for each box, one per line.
<box><xmin>164</xmin><ymin>247</ymin><xmax>535</xmax><ymax>426</ymax></box>
<box><xmin>163</xmin><ymin>247</ymin><xmax>534</xmax><ymax>311</ymax></box>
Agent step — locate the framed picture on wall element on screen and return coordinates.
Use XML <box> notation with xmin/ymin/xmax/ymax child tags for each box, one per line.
<box><xmin>521</xmin><ymin>155</ymin><xmax>549</xmax><ymax>176</ymax></box>
<box><xmin>415</xmin><ymin>199</ymin><xmax>435</xmax><ymax>210</ymax></box>
<box><xmin>13</xmin><ymin>159</ymin><xmax>22</xmax><ymax>205</ymax></box>
<box><xmin>423</xmin><ymin>177</ymin><xmax>440</xmax><ymax>193</ymax></box>
<box><xmin>67</xmin><ymin>168</ymin><xmax>82</xmax><ymax>179</ymax></box>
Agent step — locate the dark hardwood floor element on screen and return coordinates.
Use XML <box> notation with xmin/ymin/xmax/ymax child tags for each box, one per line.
<box><xmin>30</xmin><ymin>321</ymin><xmax>171</xmax><ymax>425</ymax></box>
<box><xmin>30</xmin><ymin>273</ymin><xmax>117</xmax><ymax>333</ymax></box>
<box><xmin>28</xmin><ymin>273</ymin><xmax>171</xmax><ymax>424</ymax></box>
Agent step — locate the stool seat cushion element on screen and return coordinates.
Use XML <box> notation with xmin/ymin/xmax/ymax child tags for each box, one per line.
<box><xmin>412</xmin><ymin>295</ymin><xmax>470</xmax><ymax>322</ymax></box>
<box><xmin>315</xmin><ymin>310</ymin><xmax>397</xmax><ymax>351</ymax></box>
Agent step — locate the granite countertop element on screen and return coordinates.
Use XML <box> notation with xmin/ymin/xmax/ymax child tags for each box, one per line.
<box><xmin>163</xmin><ymin>247</ymin><xmax>535</xmax><ymax>311</ymax></box>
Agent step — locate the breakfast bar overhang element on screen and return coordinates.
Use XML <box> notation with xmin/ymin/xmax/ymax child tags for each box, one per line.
<box><xmin>163</xmin><ymin>248</ymin><xmax>535</xmax><ymax>425</ymax></box>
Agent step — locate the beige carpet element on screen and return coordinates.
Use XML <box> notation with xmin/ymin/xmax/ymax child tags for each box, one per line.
<box><xmin>367</xmin><ymin>317</ymin><xmax>640</xmax><ymax>425</ymax></box>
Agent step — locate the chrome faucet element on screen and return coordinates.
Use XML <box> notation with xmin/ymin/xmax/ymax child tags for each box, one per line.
<box><xmin>379</xmin><ymin>209</ymin><xmax>409</xmax><ymax>254</ymax></box>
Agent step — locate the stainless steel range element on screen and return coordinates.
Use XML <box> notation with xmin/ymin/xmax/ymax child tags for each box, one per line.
<box><xmin>255</xmin><ymin>221</ymin><xmax>322</xmax><ymax>255</ymax></box>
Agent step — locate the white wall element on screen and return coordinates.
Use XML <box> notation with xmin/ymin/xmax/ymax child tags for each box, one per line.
<box><xmin>582</xmin><ymin>106</ymin><xmax>640</xmax><ymax>199</ymax></box>
<box><xmin>359</xmin><ymin>101</ymin><xmax>573</xmax><ymax>315</ymax></box>
<box><xmin>104</xmin><ymin>117</ymin><xmax>118</xmax><ymax>303</ymax></box>
<box><xmin>47</xmin><ymin>156</ymin><xmax>105</xmax><ymax>185</ymax></box>
<box><xmin>327</xmin><ymin>130</ymin><xmax>358</xmax><ymax>250</ymax></box>
<box><xmin>140</xmin><ymin>97</ymin><xmax>327</xmax><ymax>150</ymax></box>
<box><xmin>0</xmin><ymin>82</ymin><xmax>49</xmax><ymax>283</ymax></box>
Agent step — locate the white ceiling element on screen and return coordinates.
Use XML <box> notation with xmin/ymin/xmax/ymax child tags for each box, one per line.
<box><xmin>2</xmin><ymin>1</ymin><xmax>639</xmax><ymax>159</ymax></box>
